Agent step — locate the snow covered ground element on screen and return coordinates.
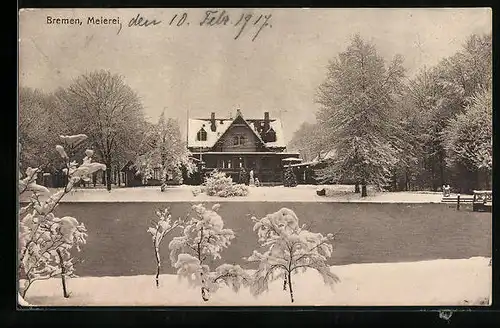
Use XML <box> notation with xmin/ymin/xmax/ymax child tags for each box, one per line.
<box><xmin>21</xmin><ymin>257</ymin><xmax>491</xmax><ymax>307</ymax></box>
<box><xmin>21</xmin><ymin>185</ymin><xmax>453</xmax><ymax>203</ymax></box>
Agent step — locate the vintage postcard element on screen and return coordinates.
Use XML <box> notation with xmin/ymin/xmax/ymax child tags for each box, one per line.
<box><xmin>18</xmin><ymin>8</ymin><xmax>492</xmax><ymax>307</ymax></box>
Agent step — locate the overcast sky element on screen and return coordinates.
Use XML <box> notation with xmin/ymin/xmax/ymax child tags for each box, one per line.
<box><xmin>19</xmin><ymin>8</ymin><xmax>491</xmax><ymax>143</ymax></box>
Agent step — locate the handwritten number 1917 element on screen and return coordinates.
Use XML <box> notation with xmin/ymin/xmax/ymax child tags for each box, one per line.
<box><xmin>234</xmin><ymin>13</ymin><xmax>272</xmax><ymax>41</ymax></box>
<box><xmin>170</xmin><ymin>13</ymin><xmax>188</xmax><ymax>26</ymax></box>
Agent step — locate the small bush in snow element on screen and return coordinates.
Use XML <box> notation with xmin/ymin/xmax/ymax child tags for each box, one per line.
<box><xmin>204</xmin><ymin>170</ymin><xmax>249</xmax><ymax>197</ymax></box>
<box><xmin>147</xmin><ymin>208</ymin><xmax>183</xmax><ymax>288</ymax></box>
<box><xmin>245</xmin><ymin>208</ymin><xmax>340</xmax><ymax>303</ymax></box>
<box><xmin>283</xmin><ymin>167</ymin><xmax>298</xmax><ymax>187</ymax></box>
<box><xmin>18</xmin><ymin>135</ymin><xmax>106</xmax><ymax>299</ymax></box>
<box><xmin>168</xmin><ymin>204</ymin><xmax>251</xmax><ymax>301</ymax></box>
<box><xmin>191</xmin><ymin>186</ymin><xmax>205</xmax><ymax>197</ymax></box>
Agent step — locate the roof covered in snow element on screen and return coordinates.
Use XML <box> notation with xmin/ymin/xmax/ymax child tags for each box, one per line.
<box><xmin>312</xmin><ymin>149</ymin><xmax>337</xmax><ymax>162</ymax></box>
<box><xmin>187</xmin><ymin>112</ymin><xmax>286</xmax><ymax>149</ymax></box>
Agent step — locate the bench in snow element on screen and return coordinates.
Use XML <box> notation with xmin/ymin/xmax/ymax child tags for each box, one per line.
<box><xmin>442</xmin><ymin>191</ymin><xmax>492</xmax><ymax>212</ymax></box>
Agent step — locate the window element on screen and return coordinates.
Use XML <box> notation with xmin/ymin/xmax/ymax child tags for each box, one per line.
<box><xmin>219</xmin><ymin>159</ymin><xmax>232</xmax><ymax>169</ymax></box>
<box><xmin>236</xmin><ymin>157</ymin><xmax>245</xmax><ymax>168</ymax></box>
<box><xmin>233</xmin><ymin>135</ymin><xmax>246</xmax><ymax>146</ymax></box>
<box><xmin>153</xmin><ymin>168</ymin><xmax>161</xmax><ymax>180</ymax></box>
<box><xmin>197</xmin><ymin>128</ymin><xmax>207</xmax><ymax>141</ymax></box>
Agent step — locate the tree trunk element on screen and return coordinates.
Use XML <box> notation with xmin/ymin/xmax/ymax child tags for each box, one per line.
<box><xmin>20</xmin><ymin>280</ymin><xmax>32</xmax><ymax>299</ymax></box>
<box><xmin>405</xmin><ymin>170</ymin><xmax>409</xmax><ymax>191</ymax></box>
<box><xmin>56</xmin><ymin>249</ymin><xmax>70</xmax><ymax>298</ymax></box>
<box><xmin>283</xmin><ymin>275</ymin><xmax>287</xmax><ymax>291</ymax></box>
<box><xmin>288</xmin><ymin>271</ymin><xmax>294</xmax><ymax>303</ymax></box>
<box><xmin>93</xmin><ymin>172</ymin><xmax>97</xmax><ymax>187</ymax></box>
<box><xmin>154</xmin><ymin>246</ymin><xmax>161</xmax><ymax>288</ymax></box>
<box><xmin>118</xmin><ymin>169</ymin><xmax>121</xmax><ymax>187</ymax></box>
<box><xmin>354</xmin><ymin>183</ymin><xmax>360</xmax><ymax>193</ymax></box>
<box><xmin>200</xmin><ymin>272</ymin><xmax>209</xmax><ymax>302</ymax></box>
<box><xmin>439</xmin><ymin>150</ymin><xmax>445</xmax><ymax>190</ymax></box>
<box><xmin>106</xmin><ymin>166</ymin><xmax>112</xmax><ymax>191</ymax></box>
<box><xmin>361</xmin><ymin>184</ymin><xmax>367</xmax><ymax>197</ymax></box>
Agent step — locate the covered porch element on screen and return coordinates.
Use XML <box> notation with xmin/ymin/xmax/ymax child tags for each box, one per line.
<box><xmin>190</xmin><ymin>151</ymin><xmax>300</xmax><ymax>183</ymax></box>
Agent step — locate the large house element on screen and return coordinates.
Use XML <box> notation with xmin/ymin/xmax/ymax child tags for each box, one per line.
<box><xmin>188</xmin><ymin>109</ymin><xmax>300</xmax><ymax>184</ymax></box>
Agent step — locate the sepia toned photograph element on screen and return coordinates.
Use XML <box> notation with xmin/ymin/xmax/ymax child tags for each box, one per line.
<box><xmin>18</xmin><ymin>8</ymin><xmax>492</xmax><ymax>307</ymax></box>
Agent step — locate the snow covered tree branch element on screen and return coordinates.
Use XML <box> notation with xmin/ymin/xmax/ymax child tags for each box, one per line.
<box><xmin>147</xmin><ymin>208</ymin><xmax>184</xmax><ymax>288</ymax></box>
<box><xmin>54</xmin><ymin>70</ymin><xmax>146</xmax><ymax>191</ymax></box>
<box><xmin>442</xmin><ymin>88</ymin><xmax>492</xmax><ymax>174</ymax></box>
<box><xmin>19</xmin><ymin>134</ymin><xmax>106</xmax><ymax>300</ymax></box>
<box><xmin>315</xmin><ymin>34</ymin><xmax>406</xmax><ymax>196</ymax></box>
<box><xmin>134</xmin><ymin>112</ymin><xmax>195</xmax><ymax>191</ymax></box>
<box><xmin>245</xmin><ymin>208</ymin><xmax>340</xmax><ymax>303</ymax></box>
<box><xmin>168</xmin><ymin>204</ymin><xmax>251</xmax><ymax>301</ymax></box>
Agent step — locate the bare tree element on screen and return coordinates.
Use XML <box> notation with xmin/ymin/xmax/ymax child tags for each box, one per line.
<box><xmin>55</xmin><ymin>70</ymin><xmax>145</xmax><ymax>191</ymax></box>
<box><xmin>19</xmin><ymin>87</ymin><xmax>64</xmax><ymax>172</ymax></box>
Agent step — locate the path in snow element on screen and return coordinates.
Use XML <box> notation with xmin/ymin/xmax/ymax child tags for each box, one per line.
<box><xmin>20</xmin><ymin>185</ymin><xmax>452</xmax><ymax>203</ymax></box>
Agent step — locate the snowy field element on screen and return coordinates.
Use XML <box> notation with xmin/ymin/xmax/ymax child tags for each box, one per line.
<box><xmin>21</xmin><ymin>257</ymin><xmax>491</xmax><ymax>307</ymax></box>
<box><xmin>20</xmin><ymin>185</ymin><xmax>452</xmax><ymax>203</ymax></box>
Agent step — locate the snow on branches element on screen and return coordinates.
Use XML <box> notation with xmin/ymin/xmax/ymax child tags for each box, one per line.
<box><xmin>245</xmin><ymin>208</ymin><xmax>340</xmax><ymax>303</ymax></box>
<box><xmin>134</xmin><ymin>113</ymin><xmax>195</xmax><ymax>191</ymax></box>
<box><xmin>18</xmin><ymin>134</ymin><xmax>106</xmax><ymax>300</ymax></box>
<box><xmin>168</xmin><ymin>204</ymin><xmax>251</xmax><ymax>301</ymax></box>
<box><xmin>316</xmin><ymin>35</ymin><xmax>406</xmax><ymax>194</ymax></box>
<box><xmin>147</xmin><ymin>208</ymin><xmax>183</xmax><ymax>288</ymax></box>
<box><xmin>442</xmin><ymin>88</ymin><xmax>492</xmax><ymax>172</ymax></box>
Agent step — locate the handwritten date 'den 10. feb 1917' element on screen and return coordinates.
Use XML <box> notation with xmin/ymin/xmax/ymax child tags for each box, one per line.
<box><xmin>129</xmin><ymin>10</ymin><xmax>273</xmax><ymax>41</ymax></box>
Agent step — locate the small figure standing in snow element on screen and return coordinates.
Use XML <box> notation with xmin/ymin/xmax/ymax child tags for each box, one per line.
<box><xmin>444</xmin><ymin>185</ymin><xmax>451</xmax><ymax>197</ymax></box>
<box><xmin>249</xmin><ymin>170</ymin><xmax>255</xmax><ymax>186</ymax></box>
<box><xmin>255</xmin><ymin>178</ymin><xmax>260</xmax><ymax>187</ymax></box>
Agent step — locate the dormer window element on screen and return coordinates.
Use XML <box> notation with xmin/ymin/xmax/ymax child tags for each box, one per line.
<box><xmin>197</xmin><ymin>127</ymin><xmax>207</xmax><ymax>141</ymax></box>
<box><xmin>266</xmin><ymin>128</ymin><xmax>276</xmax><ymax>142</ymax></box>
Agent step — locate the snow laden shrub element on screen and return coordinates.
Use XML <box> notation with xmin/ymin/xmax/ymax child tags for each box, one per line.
<box><xmin>204</xmin><ymin>170</ymin><xmax>249</xmax><ymax>197</ymax></box>
<box><xmin>18</xmin><ymin>135</ymin><xmax>106</xmax><ymax>299</ymax></box>
<box><xmin>168</xmin><ymin>204</ymin><xmax>251</xmax><ymax>301</ymax></box>
<box><xmin>245</xmin><ymin>208</ymin><xmax>340</xmax><ymax>303</ymax></box>
<box><xmin>147</xmin><ymin>208</ymin><xmax>183</xmax><ymax>288</ymax></box>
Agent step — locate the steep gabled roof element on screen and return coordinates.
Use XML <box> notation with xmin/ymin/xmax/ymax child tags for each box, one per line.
<box><xmin>211</xmin><ymin>113</ymin><xmax>270</xmax><ymax>151</ymax></box>
<box><xmin>187</xmin><ymin>111</ymin><xmax>287</xmax><ymax>149</ymax></box>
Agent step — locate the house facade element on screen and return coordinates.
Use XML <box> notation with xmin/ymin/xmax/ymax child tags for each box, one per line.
<box><xmin>188</xmin><ymin>109</ymin><xmax>300</xmax><ymax>184</ymax></box>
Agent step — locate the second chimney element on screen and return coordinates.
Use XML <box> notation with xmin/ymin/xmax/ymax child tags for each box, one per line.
<box><xmin>210</xmin><ymin>112</ymin><xmax>216</xmax><ymax>132</ymax></box>
<box><xmin>264</xmin><ymin>112</ymin><xmax>270</xmax><ymax>131</ymax></box>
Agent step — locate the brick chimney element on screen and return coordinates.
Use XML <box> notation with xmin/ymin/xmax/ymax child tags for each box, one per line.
<box><xmin>264</xmin><ymin>112</ymin><xmax>270</xmax><ymax>131</ymax></box>
<box><xmin>210</xmin><ymin>112</ymin><xmax>216</xmax><ymax>132</ymax></box>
